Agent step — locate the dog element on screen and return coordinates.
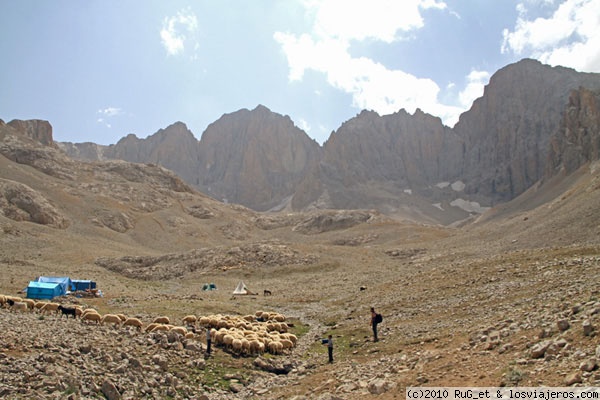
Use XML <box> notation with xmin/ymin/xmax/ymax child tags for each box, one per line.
<box><xmin>263</xmin><ymin>289</ymin><xmax>272</xmax><ymax>296</ymax></box>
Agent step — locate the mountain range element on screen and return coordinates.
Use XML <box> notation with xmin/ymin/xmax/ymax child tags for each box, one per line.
<box><xmin>46</xmin><ymin>59</ymin><xmax>600</xmax><ymax>224</ymax></box>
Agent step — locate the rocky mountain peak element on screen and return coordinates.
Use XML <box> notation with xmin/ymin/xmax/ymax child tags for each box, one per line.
<box><xmin>198</xmin><ymin>105</ymin><xmax>321</xmax><ymax>210</ymax></box>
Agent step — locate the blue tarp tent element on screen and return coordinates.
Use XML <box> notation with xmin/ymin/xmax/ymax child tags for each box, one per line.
<box><xmin>26</xmin><ymin>281</ymin><xmax>62</xmax><ymax>300</ymax></box>
<box><xmin>71</xmin><ymin>280</ymin><xmax>96</xmax><ymax>291</ymax></box>
<box><xmin>35</xmin><ymin>276</ymin><xmax>72</xmax><ymax>296</ymax></box>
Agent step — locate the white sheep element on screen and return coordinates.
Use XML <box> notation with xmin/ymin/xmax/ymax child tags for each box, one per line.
<box><xmin>13</xmin><ymin>301</ymin><xmax>28</xmax><ymax>312</ymax></box>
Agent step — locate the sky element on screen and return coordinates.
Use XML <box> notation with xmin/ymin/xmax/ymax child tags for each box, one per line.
<box><xmin>1</xmin><ymin>0</ymin><xmax>599</xmax><ymax>146</ymax></box>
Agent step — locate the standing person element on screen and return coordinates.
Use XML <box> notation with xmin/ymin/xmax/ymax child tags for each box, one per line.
<box><xmin>370</xmin><ymin>307</ymin><xmax>380</xmax><ymax>342</ymax></box>
<box><xmin>323</xmin><ymin>334</ymin><xmax>333</xmax><ymax>363</ymax></box>
<box><xmin>205</xmin><ymin>328</ymin><xmax>212</xmax><ymax>356</ymax></box>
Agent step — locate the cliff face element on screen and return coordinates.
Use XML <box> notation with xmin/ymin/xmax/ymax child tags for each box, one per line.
<box><xmin>197</xmin><ymin>105</ymin><xmax>321</xmax><ymax>211</ymax></box>
<box><xmin>546</xmin><ymin>87</ymin><xmax>600</xmax><ymax>176</ymax></box>
<box><xmin>300</xmin><ymin>109</ymin><xmax>463</xmax><ymax>210</ymax></box>
<box><xmin>452</xmin><ymin>59</ymin><xmax>600</xmax><ymax>203</ymax></box>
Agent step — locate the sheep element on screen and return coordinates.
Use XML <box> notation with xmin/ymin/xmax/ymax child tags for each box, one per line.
<box><xmin>0</xmin><ymin>295</ymin><xmax>6</xmax><ymax>307</ymax></box>
<box><xmin>248</xmin><ymin>339</ymin><xmax>264</xmax><ymax>355</ymax></box>
<box><xmin>169</xmin><ymin>326</ymin><xmax>188</xmax><ymax>336</ymax></box>
<box><xmin>123</xmin><ymin>317</ymin><xmax>144</xmax><ymax>331</ymax></box>
<box><xmin>150</xmin><ymin>324</ymin><xmax>171</xmax><ymax>333</ymax></box>
<box><xmin>281</xmin><ymin>333</ymin><xmax>298</xmax><ymax>345</ymax></box>
<box><xmin>40</xmin><ymin>302</ymin><xmax>60</xmax><ymax>314</ymax></box>
<box><xmin>198</xmin><ymin>316</ymin><xmax>210</xmax><ymax>327</ymax></box>
<box><xmin>6</xmin><ymin>296</ymin><xmax>23</xmax><ymax>303</ymax></box>
<box><xmin>13</xmin><ymin>301</ymin><xmax>28</xmax><ymax>312</ymax></box>
<box><xmin>231</xmin><ymin>338</ymin><xmax>243</xmax><ymax>354</ymax></box>
<box><xmin>182</xmin><ymin>315</ymin><xmax>197</xmax><ymax>326</ymax></box>
<box><xmin>184</xmin><ymin>332</ymin><xmax>196</xmax><ymax>340</ymax></box>
<box><xmin>272</xmin><ymin>313</ymin><xmax>286</xmax><ymax>322</ymax></box>
<box><xmin>268</xmin><ymin>340</ymin><xmax>283</xmax><ymax>354</ymax></box>
<box><xmin>80</xmin><ymin>308</ymin><xmax>99</xmax><ymax>319</ymax></box>
<box><xmin>222</xmin><ymin>334</ymin><xmax>235</xmax><ymax>348</ymax></box>
<box><xmin>34</xmin><ymin>301</ymin><xmax>47</xmax><ymax>312</ymax></box>
<box><xmin>116</xmin><ymin>313</ymin><xmax>128</xmax><ymax>322</ymax></box>
<box><xmin>241</xmin><ymin>338</ymin><xmax>250</xmax><ymax>354</ymax></box>
<box><xmin>58</xmin><ymin>305</ymin><xmax>78</xmax><ymax>319</ymax></box>
<box><xmin>145</xmin><ymin>322</ymin><xmax>160</xmax><ymax>332</ymax></box>
<box><xmin>21</xmin><ymin>298</ymin><xmax>35</xmax><ymax>310</ymax></box>
<box><xmin>280</xmin><ymin>339</ymin><xmax>294</xmax><ymax>350</ymax></box>
<box><xmin>101</xmin><ymin>314</ymin><xmax>122</xmax><ymax>327</ymax></box>
<box><xmin>153</xmin><ymin>316</ymin><xmax>170</xmax><ymax>324</ymax></box>
<box><xmin>81</xmin><ymin>311</ymin><xmax>102</xmax><ymax>324</ymax></box>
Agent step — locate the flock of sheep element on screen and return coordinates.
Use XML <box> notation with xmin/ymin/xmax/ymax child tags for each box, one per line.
<box><xmin>0</xmin><ymin>294</ymin><xmax>297</xmax><ymax>357</ymax></box>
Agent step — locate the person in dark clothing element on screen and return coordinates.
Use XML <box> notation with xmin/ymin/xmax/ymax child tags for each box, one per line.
<box><xmin>323</xmin><ymin>334</ymin><xmax>333</xmax><ymax>363</ymax></box>
<box><xmin>205</xmin><ymin>328</ymin><xmax>212</xmax><ymax>356</ymax></box>
<box><xmin>370</xmin><ymin>307</ymin><xmax>379</xmax><ymax>342</ymax></box>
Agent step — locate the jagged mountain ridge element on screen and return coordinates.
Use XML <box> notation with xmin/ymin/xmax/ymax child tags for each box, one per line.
<box><xmin>57</xmin><ymin>59</ymin><xmax>600</xmax><ymax>224</ymax></box>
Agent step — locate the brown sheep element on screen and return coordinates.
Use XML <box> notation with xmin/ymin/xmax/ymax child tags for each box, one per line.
<box><xmin>170</xmin><ymin>326</ymin><xmax>188</xmax><ymax>336</ymax></box>
<box><xmin>153</xmin><ymin>316</ymin><xmax>170</xmax><ymax>324</ymax></box>
<box><xmin>81</xmin><ymin>311</ymin><xmax>102</xmax><ymax>324</ymax></box>
<box><xmin>145</xmin><ymin>322</ymin><xmax>160</xmax><ymax>332</ymax></box>
<box><xmin>22</xmin><ymin>298</ymin><xmax>35</xmax><ymax>310</ymax></box>
<box><xmin>101</xmin><ymin>314</ymin><xmax>122</xmax><ymax>327</ymax></box>
<box><xmin>150</xmin><ymin>324</ymin><xmax>171</xmax><ymax>333</ymax></box>
<box><xmin>182</xmin><ymin>315</ymin><xmax>197</xmax><ymax>326</ymax></box>
<box><xmin>123</xmin><ymin>317</ymin><xmax>144</xmax><ymax>331</ymax></box>
<box><xmin>40</xmin><ymin>302</ymin><xmax>60</xmax><ymax>314</ymax></box>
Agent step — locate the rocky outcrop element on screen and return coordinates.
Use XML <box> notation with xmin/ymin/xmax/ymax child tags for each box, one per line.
<box><xmin>0</xmin><ymin>178</ymin><xmax>69</xmax><ymax>228</ymax></box>
<box><xmin>7</xmin><ymin>119</ymin><xmax>55</xmax><ymax>146</ymax></box>
<box><xmin>546</xmin><ymin>87</ymin><xmax>600</xmax><ymax>176</ymax></box>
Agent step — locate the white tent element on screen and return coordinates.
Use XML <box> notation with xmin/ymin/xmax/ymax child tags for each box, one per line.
<box><xmin>232</xmin><ymin>281</ymin><xmax>255</xmax><ymax>295</ymax></box>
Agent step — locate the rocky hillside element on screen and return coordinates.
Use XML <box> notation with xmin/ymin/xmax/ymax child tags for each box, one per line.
<box><xmin>58</xmin><ymin>59</ymin><xmax>600</xmax><ymax>225</ymax></box>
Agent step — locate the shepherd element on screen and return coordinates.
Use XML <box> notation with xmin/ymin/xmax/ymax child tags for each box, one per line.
<box><xmin>370</xmin><ymin>307</ymin><xmax>382</xmax><ymax>342</ymax></box>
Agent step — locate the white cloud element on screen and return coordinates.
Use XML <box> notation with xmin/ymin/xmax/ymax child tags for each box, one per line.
<box><xmin>458</xmin><ymin>70</ymin><xmax>490</xmax><ymax>109</ymax></box>
<box><xmin>274</xmin><ymin>0</ymin><xmax>483</xmax><ymax>127</ymax></box>
<box><xmin>297</xmin><ymin>118</ymin><xmax>311</xmax><ymax>132</ymax></box>
<box><xmin>97</xmin><ymin>107</ymin><xmax>122</xmax><ymax>117</ymax></box>
<box><xmin>502</xmin><ymin>0</ymin><xmax>600</xmax><ymax>72</ymax></box>
<box><xmin>161</xmin><ymin>8</ymin><xmax>199</xmax><ymax>56</ymax></box>
<box><xmin>97</xmin><ymin>107</ymin><xmax>123</xmax><ymax>128</ymax></box>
